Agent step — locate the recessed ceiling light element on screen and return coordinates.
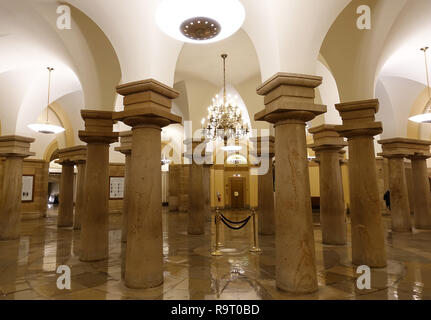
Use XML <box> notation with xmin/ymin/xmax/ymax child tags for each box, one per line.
<box><xmin>155</xmin><ymin>0</ymin><xmax>245</xmax><ymax>44</ymax></box>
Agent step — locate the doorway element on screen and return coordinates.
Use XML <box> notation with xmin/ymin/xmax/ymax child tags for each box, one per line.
<box><xmin>230</xmin><ymin>177</ymin><xmax>245</xmax><ymax>209</ymax></box>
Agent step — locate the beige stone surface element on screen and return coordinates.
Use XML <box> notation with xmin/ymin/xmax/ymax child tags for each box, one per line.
<box><xmin>21</xmin><ymin>159</ymin><xmax>49</xmax><ymax>219</ymax></box>
<box><xmin>79</xmin><ymin>110</ymin><xmax>118</xmax><ymax>262</ymax></box>
<box><xmin>309</xmin><ymin>125</ymin><xmax>347</xmax><ymax>245</ymax></box>
<box><xmin>250</xmin><ymin>136</ymin><xmax>275</xmax><ymax>235</ymax></box>
<box><xmin>74</xmin><ymin>162</ymin><xmax>86</xmax><ymax>230</ymax></box>
<box><xmin>184</xmin><ymin>139</ymin><xmax>207</xmax><ymax>235</ymax></box>
<box><xmin>0</xmin><ymin>136</ymin><xmax>34</xmax><ymax>240</ymax></box>
<box><xmin>410</xmin><ymin>156</ymin><xmax>431</xmax><ymax>229</ymax></box>
<box><xmin>255</xmin><ymin>73</ymin><xmax>325</xmax><ymax>294</ymax></box>
<box><xmin>335</xmin><ymin>99</ymin><xmax>386</xmax><ymax>267</ymax></box>
<box><xmin>57</xmin><ymin>162</ymin><xmax>74</xmax><ymax>228</ymax></box>
<box><xmin>168</xmin><ymin>164</ymin><xmax>180</xmax><ymax>211</ymax></box>
<box><xmin>115</xmin><ymin>79</ymin><xmax>181</xmax><ymax>289</ymax></box>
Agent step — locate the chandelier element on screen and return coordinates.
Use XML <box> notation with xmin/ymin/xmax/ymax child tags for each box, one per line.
<box><xmin>202</xmin><ymin>54</ymin><xmax>249</xmax><ymax>145</ymax></box>
<box><xmin>409</xmin><ymin>47</ymin><xmax>431</xmax><ymax>123</ymax></box>
<box><xmin>28</xmin><ymin>67</ymin><xmax>65</xmax><ymax>134</ymax></box>
<box><xmin>155</xmin><ymin>0</ymin><xmax>245</xmax><ymax>44</ymax></box>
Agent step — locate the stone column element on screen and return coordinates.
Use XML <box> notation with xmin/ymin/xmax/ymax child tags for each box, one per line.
<box><xmin>56</xmin><ymin>160</ymin><xmax>75</xmax><ymax>228</ymax></box>
<box><xmin>56</xmin><ymin>146</ymin><xmax>87</xmax><ymax>229</ymax></box>
<box><xmin>251</xmin><ymin>136</ymin><xmax>275</xmax><ymax>235</ymax></box>
<box><xmin>203</xmin><ymin>164</ymin><xmax>212</xmax><ymax>222</ymax></box>
<box><xmin>74</xmin><ymin>161</ymin><xmax>85</xmax><ymax>230</ymax></box>
<box><xmin>168</xmin><ymin>164</ymin><xmax>179</xmax><ymax>211</ymax></box>
<box><xmin>78</xmin><ymin>111</ymin><xmax>118</xmax><ymax>262</ymax></box>
<box><xmin>255</xmin><ymin>73</ymin><xmax>326</xmax><ymax>294</ymax></box>
<box><xmin>114</xmin><ymin>79</ymin><xmax>181</xmax><ymax>289</ymax></box>
<box><xmin>309</xmin><ymin>125</ymin><xmax>347</xmax><ymax>245</ymax></box>
<box><xmin>179</xmin><ymin>164</ymin><xmax>190</xmax><ymax>212</ymax></box>
<box><xmin>115</xmin><ymin>131</ymin><xmax>132</xmax><ymax>242</ymax></box>
<box><xmin>378</xmin><ymin>138</ymin><xmax>414</xmax><ymax>232</ymax></box>
<box><xmin>335</xmin><ymin>99</ymin><xmax>386</xmax><ymax>267</ymax></box>
<box><xmin>0</xmin><ymin>136</ymin><xmax>35</xmax><ymax>240</ymax></box>
<box><xmin>401</xmin><ymin>139</ymin><xmax>431</xmax><ymax>229</ymax></box>
<box><xmin>184</xmin><ymin>138</ymin><xmax>207</xmax><ymax>235</ymax></box>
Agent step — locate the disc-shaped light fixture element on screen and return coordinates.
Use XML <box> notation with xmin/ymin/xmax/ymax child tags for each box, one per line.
<box><xmin>409</xmin><ymin>47</ymin><xmax>431</xmax><ymax>124</ymax></box>
<box><xmin>28</xmin><ymin>67</ymin><xmax>65</xmax><ymax>134</ymax></box>
<box><xmin>155</xmin><ymin>0</ymin><xmax>246</xmax><ymax>44</ymax></box>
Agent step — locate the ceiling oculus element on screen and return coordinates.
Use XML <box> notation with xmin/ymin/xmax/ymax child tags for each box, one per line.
<box><xmin>156</xmin><ymin>0</ymin><xmax>245</xmax><ymax>44</ymax></box>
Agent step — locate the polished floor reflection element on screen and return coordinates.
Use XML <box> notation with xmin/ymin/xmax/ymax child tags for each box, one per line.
<box><xmin>1</xmin><ymin>207</ymin><xmax>431</xmax><ymax>300</ymax></box>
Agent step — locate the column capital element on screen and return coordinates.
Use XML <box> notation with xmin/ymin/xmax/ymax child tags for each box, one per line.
<box><xmin>56</xmin><ymin>146</ymin><xmax>87</xmax><ymax>165</ymax></box>
<box><xmin>115</xmin><ymin>131</ymin><xmax>133</xmax><ymax>155</ymax></box>
<box><xmin>254</xmin><ymin>73</ymin><xmax>326</xmax><ymax>124</ymax></box>
<box><xmin>308</xmin><ymin>124</ymin><xmax>347</xmax><ymax>152</ymax></box>
<box><xmin>78</xmin><ymin>110</ymin><xmax>119</xmax><ymax>144</ymax></box>
<box><xmin>335</xmin><ymin>99</ymin><xmax>383</xmax><ymax>138</ymax></box>
<box><xmin>250</xmin><ymin>136</ymin><xmax>275</xmax><ymax>157</ymax></box>
<box><xmin>114</xmin><ymin>79</ymin><xmax>182</xmax><ymax>128</ymax></box>
<box><xmin>378</xmin><ymin>137</ymin><xmax>431</xmax><ymax>160</ymax></box>
<box><xmin>0</xmin><ymin>135</ymin><xmax>35</xmax><ymax>158</ymax></box>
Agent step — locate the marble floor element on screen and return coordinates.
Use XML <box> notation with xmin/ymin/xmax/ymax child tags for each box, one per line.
<box><xmin>1</xmin><ymin>207</ymin><xmax>431</xmax><ymax>300</ymax></box>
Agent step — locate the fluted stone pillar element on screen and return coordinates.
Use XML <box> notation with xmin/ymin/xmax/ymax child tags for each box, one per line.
<box><xmin>335</xmin><ymin>99</ymin><xmax>386</xmax><ymax>267</ymax></box>
<box><xmin>115</xmin><ymin>132</ymin><xmax>132</xmax><ymax>242</ymax></box>
<box><xmin>255</xmin><ymin>73</ymin><xmax>326</xmax><ymax>294</ymax></box>
<box><xmin>79</xmin><ymin>111</ymin><xmax>118</xmax><ymax>262</ymax></box>
<box><xmin>309</xmin><ymin>125</ymin><xmax>347</xmax><ymax>245</ymax></box>
<box><xmin>185</xmin><ymin>138</ymin><xmax>207</xmax><ymax>235</ymax></box>
<box><xmin>251</xmin><ymin>136</ymin><xmax>275</xmax><ymax>235</ymax></box>
<box><xmin>0</xmin><ymin>136</ymin><xmax>34</xmax><ymax>240</ymax></box>
<box><xmin>57</xmin><ymin>160</ymin><xmax>74</xmax><ymax>228</ymax></box>
<box><xmin>168</xmin><ymin>164</ymin><xmax>179</xmax><ymax>211</ymax></box>
<box><xmin>114</xmin><ymin>79</ymin><xmax>181</xmax><ymax>289</ymax></box>
<box><xmin>378</xmin><ymin>138</ymin><xmax>415</xmax><ymax>232</ymax></box>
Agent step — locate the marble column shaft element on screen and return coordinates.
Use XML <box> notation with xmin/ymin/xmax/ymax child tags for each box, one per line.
<box><xmin>79</xmin><ymin>111</ymin><xmax>118</xmax><ymax>262</ymax></box>
<box><xmin>57</xmin><ymin>162</ymin><xmax>75</xmax><ymax>228</ymax></box>
<box><xmin>114</xmin><ymin>79</ymin><xmax>181</xmax><ymax>289</ymax></box>
<box><xmin>336</xmin><ymin>99</ymin><xmax>386</xmax><ymax>267</ymax></box>
<box><xmin>410</xmin><ymin>156</ymin><xmax>431</xmax><ymax>229</ymax></box>
<box><xmin>74</xmin><ymin>161</ymin><xmax>86</xmax><ymax>230</ymax></box>
<box><xmin>185</xmin><ymin>139</ymin><xmax>207</xmax><ymax>235</ymax></box>
<box><xmin>309</xmin><ymin>125</ymin><xmax>347</xmax><ymax>245</ymax></box>
<box><xmin>387</xmin><ymin>157</ymin><xmax>411</xmax><ymax>232</ymax></box>
<box><xmin>115</xmin><ymin>131</ymin><xmax>132</xmax><ymax>243</ymax></box>
<box><xmin>255</xmin><ymin>73</ymin><xmax>326</xmax><ymax>294</ymax></box>
<box><xmin>168</xmin><ymin>164</ymin><xmax>179</xmax><ymax>211</ymax></box>
<box><xmin>251</xmin><ymin>136</ymin><xmax>275</xmax><ymax>235</ymax></box>
<box><xmin>0</xmin><ymin>136</ymin><xmax>35</xmax><ymax>240</ymax></box>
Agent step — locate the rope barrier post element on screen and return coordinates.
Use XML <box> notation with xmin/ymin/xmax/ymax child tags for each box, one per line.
<box><xmin>249</xmin><ymin>208</ymin><xmax>262</xmax><ymax>254</ymax></box>
<box><xmin>211</xmin><ymin>207</ymin><xmax>223</xmax><ymax>256</ymax></box>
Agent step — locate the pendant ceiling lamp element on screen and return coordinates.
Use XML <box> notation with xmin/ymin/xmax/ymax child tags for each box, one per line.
<box><xmin>202</xmin><ymin>54</ymin><xmax>249</xmax><ymax>151</ymax></box>
<box><xmin>409</xmin><ymin>47</ymin><xmax>431</xmax><ymax>123</ymax></box>
<box><xmin>28</xmin><ymin>67</ymin><xmax>65</xmax><ymax>134</ymax></box>
<box><xmin>155</xmin><ymin>0</ymin><xmax>245</xmax><ymax>44</ymax></box>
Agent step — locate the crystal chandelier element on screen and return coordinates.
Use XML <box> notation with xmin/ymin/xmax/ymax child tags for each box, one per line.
<box><xmin>202</xmin><ymin>54</ymin><xmax>249</xmax><ymax>144</ymax></box>
<box><xmin>409</xmin><ymin>47</ymin><xmax>431</xmax><ymax>123</ymax></box>
<box><xmin>28</xmin><ymin>67</ymin><xmax>65</xmax><ymax>134</ymax></box>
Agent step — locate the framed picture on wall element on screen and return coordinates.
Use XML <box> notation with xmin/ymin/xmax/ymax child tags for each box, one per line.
<box><xmin>109</xmin><ymin>176</ymin><xmax>125</xmax><ymax>200</ymax></box>
<box><xmin>22</xmin><ymin>175</ymin><xmax>35</xmax><ymax>202</ymax></box>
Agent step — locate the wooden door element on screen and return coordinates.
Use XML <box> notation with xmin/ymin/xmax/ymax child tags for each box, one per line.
<box><xmin>231</xmin><ymin>178</ymin><xmax>245</xmax><ymax>209</ymax></box>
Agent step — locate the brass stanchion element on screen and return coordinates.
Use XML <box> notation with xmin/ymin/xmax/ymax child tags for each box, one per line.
<box><xmin>249</xmin><ymin>208</ymin><xmax>262</xmax><ymax>253</ymax></box>
<box><xmin>211</xmin><ymin>207</ymin><xmax>223</xmax><ymax>256</ymax></box>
